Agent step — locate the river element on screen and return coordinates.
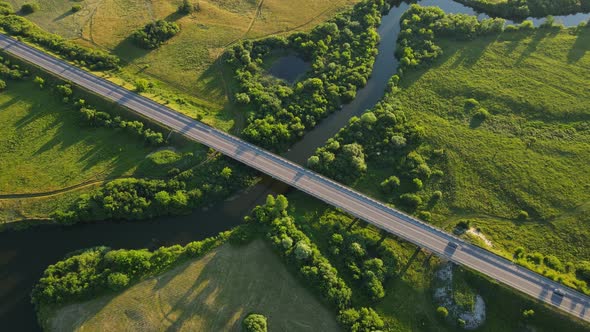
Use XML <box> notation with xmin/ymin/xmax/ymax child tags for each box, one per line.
<box><xmin>1</xmin><ymin>1</ymin><xmax>588</xmax><ymax>330</ymax></box>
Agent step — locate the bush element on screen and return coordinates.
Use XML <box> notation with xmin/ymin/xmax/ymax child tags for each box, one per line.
<box><xmin>543</xmin><ymin>255</ymin><xmax>564</xmax><ymax>272</ymax></box>
<box><xmin>400</xmin><ymin>193</ymin><xmax>422</xmax><ymax>209</ymax></box>
<box><xmin>242</xmin><ymin>313</ymin><xmax>267</xmax><ymax>332</ymax></box>
<box><xmin>0</xmin><ymin>1</ymin><xmax>14</xmax><ymax>15</ymax></box>
<box><xmin>517</xmin><ymin>210</ymin><xmax>529</xmax><ymax>220</ymax></box>
<box><xmin>33</xmin><ymin>76</ymin><xmax>44</xmax><ymax>88</ymax></box>
<box><xmin>178</xmin><ymin>0</ymin><xmax>199</xmax><ymax>14</ymax></box>
<box><xmin>71</xmin><ymin>4</ymin><xmax>82</xmax><ymax>12</ymax></box>
<box><xmin>473</xmin><ymin>108</ymin><xmax>490</xmax><ymax>120</ymax></box>
<box><xmin>107</xmin><ymin>272</ymin><xmax>130</xmax><ymax>290</ymax></box>
<box><xmin>338</xmin><ymin>307</ymin><xmax>384</xmax><ymax>332</ymax></box>
<box><xmin>523</xmin><ymin>309</ymin><xmax>535</xmax><ymax>318</ymax></box>
<box><xmin>20</xmin><ymin>2</ymin><xmax>39</xmax><ymax>14</ymax></box>
<box><xmin>132</xmin><ymin>20</ymin><xmax>180</xmax><ymax>49</ymax></box>
<box><xmin>0</xmin><ymin>79</ymin><xmax>6</xmax><ymax>91</ymax></box>
<box><xmin>436</xmin><ymin>306</ymin><xmax>449</xmax><ymax>319</ymax></box>
<box><xmin>380</xmin><ymin>176</ymin><xmax>400</xmax><ymax>194</ymax></box>
<box><xmin>134</xmin><ymin>78</ymin><xmax>150</xmax><ymax>92</ymax></box>
<box><xmin>576</xmin><ymin>261</ymin><xmax>590</xmax><ymax>283</ymax></box>
<box><xmin>432</xmin><ymin>190</ymin><xmax>443</xmax><ymax>200</ymax></box>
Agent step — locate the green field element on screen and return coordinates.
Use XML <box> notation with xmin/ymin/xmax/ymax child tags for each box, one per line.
<box><xmin>0</xmin><ymin>80</ymin><xmax>206</xmax><ymax>223</ymax></box>
<box><xmin>6</xmin><ymin>0</ymin><xmax>359</xmax><ymax>130</ymax></box>
<box><xmin>45</xmin><ymin>239</ymin><xmax>340</xmax><ymax>332</ymax></box>
<box><xmin>395</xmin><ymin>28</ymin><xmax>590</xmax><ymax>263</ymax></box>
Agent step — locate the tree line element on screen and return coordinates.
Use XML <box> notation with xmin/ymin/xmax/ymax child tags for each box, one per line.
<box><xmin>31</xmin><ymin>232</ymin><xmax>230</xmax><ymax>306</ymax></box>
<box><xmin>456</xmin><ymin>0</ymin><xmax>590</xmax><ymax>19</ymax></box>
<box><xmin>246</xmin><ymin>195</ymin><xmax>385</xmax><ymax>332</ymax></box>
<box><xmin>0</xmin><ymin>3</ymin><xmax>119</xmax><ymax>70</ymax></box>
<box><xmin>53</xmin><ymin>157</ymin><xmax>254</xmax><ymax>224</ymax></box>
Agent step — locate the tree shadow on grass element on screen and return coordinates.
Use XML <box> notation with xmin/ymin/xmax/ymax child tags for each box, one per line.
<box><xmin>111</xmin><ymin>35</ymin><xmax>149</xmax><ymax>65</ymax></box>
<box><xmin>567</xmin><ymin>28</ymin><xmax>590</xmax><ymax>63</ymax></box>
<box><xmin>514</xmin><ymin>28</ymin><xmax>559</xmax><ymax>66</ymax></box>
<box><xmin>448</xmin><ymin>35</ymin><xmax>496</xmax><ymax>69</ymax></box>
<box><xmin>53</xmin><ymin>10</ymin><xmax>74</xmax><ymax>22</ymax></box>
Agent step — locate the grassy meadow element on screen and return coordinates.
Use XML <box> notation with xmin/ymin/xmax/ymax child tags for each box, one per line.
<box><xmin>6</xmin><ymin>0</ymin><xmax>359</xmax><ymax>130</ymax></box>
<box><xmin>0</xmin><ymin>80</ymin><xmax>206</xmax><ymax>223</ymax></box>
<box><xmin>45</xmin><ymin>239</ymin><xmax>340</xmax><ymax>332</ymax></box>
<box><xmin>394</xmin><ymin>28</ymin><xmax>590</xmax><ymax>262</ymax></box>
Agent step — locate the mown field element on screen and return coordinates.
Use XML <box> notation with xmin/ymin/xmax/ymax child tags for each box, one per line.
<box><xmin>0</xmin><ymin>80</ymin><xmax>205</xmax><ymax>223</ymax></box>
<box><xmin>6</xmin><ymin>0</ymin><xmax>359</xmax><ymax>130</ymax></box>
<box><xmin>394</xmin><ymin>28</ymin><xmax>590</xmax><ymax>262</ymax></box>
<box><xmin>46</xmin><ymin>239</ymin><xmax>340</xmax><ymax>332</ymax></box>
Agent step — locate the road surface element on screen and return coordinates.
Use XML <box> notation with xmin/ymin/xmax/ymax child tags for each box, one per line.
<box><xmin>1</xmin><ymin>33</ymin><xmax>589</xmax><ymax>323</ymax></box>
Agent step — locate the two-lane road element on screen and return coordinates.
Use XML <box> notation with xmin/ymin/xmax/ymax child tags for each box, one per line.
<box><xmin>1</xmin><ymin>33</ymin><xmax>589</xmax><ymax>323</ymax></box>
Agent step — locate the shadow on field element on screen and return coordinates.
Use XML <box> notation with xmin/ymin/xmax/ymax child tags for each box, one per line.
<box><xmin>112</xmin><ymin>36</ymin><xmax>148</xmax><ymax>64</ymax></box>
<box><xmin>567</xmin><ymin>28</ymin><xmax>590</xmax><ymax>63</ymax></box>
<box><xmin>515</xmin><ymin>28</ymin><xmax>559</xmax><ymax>66</ymax></box>
<box><xmin>449</xmin><ymin>36</ymin><xmax>495</xmax><ymax>69</ymax></box>
<box><xmin>53</xmin><ymin>10</ymin><xmax>74</xmax><ymax>22</ymax></box>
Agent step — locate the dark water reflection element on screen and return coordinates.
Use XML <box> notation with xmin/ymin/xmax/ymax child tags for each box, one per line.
<box><xmin>268</xmin><ymin>55</ymin><xmax>311</xmax><ymax>83</ymax></box>
<box><xmin>1</xmin><ymin>0</ymin><xmax>588</xmax><ymax>330</ymax></box>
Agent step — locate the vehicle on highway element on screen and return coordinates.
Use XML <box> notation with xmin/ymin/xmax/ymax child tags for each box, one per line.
<box><xmin>554</xmin><ymin>288</ymin><xmax>566</xmax><ymax>297</ymax></box>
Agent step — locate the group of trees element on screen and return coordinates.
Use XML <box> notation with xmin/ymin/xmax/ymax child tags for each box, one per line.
<box><xmin>308</xmin><ymin>77</ymin><xmax>443</xmax><ymax>211</ymax></box>
<box><xmin>31</xmin><ymin>232</ymin><xmax>229</xmax><ymax>306</ymax></box>
<box><xmin>53</xmin><ymin>157</ymin><xmax>254</xmax><ymax>224</ymax></box>
<box><xmin>0</xmin><ymin>55</ymin><xmax>28</xmax><ymax>80</ymax></box>
<box><xmin>396</xmin><ymin>5</ymin><xmax>505</xmax><ymax>70</ymax></box>
<box><xmin>247</xmin><ymin>195</ymin><xmax>386</xmax><ymax>331</ymax></box>
<box><xmin>0</xmin><ymin>12</ymin><xmax>119</xmax><ymax>70</ymax></box>
<box><xmin>456</xmin><ymin>0</ymin><xmax>590</xmax><ymax>19</ymax></box>
<box><xmin>78</xmin><ymin>104</ymin><xmax>165</xmax><ymax>146</ymax></box>
<box><xmin>132</xmin><ymin>20</ymin><xmax>180</xmax><ymax>49</ymax></box>
<box><xmin>318</xmin><ymin>210</ymin><xmax>399</xmax><ymax>302</ymax></box>
<box><xmin>225</xmin><ymin>0</ymin><xmax>397</xmax><ymax>151</ymax></box>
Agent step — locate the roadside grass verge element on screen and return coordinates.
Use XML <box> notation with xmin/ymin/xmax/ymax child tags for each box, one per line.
<box><xmin>44</xmin><ymin>239</ymin><xmax>340</xmax><ymax>331</ymax></box>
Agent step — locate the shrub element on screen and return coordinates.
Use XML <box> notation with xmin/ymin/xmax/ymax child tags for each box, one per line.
<box><xmin>576</xmin><ymin>261</ymin><xmax>590</xmax><ymax>283</ymax></box>
<box><xmin>544</xmin><ymin>255</ymin><xmax>564</xmax><ymax>272</ymax></box>
<box><xmin>412</xmin><ymin>178</ymin><xmax>423</xmax><ymax>191</ymax></box>
<box><xmin>71</xmin><ymin>4</ymin><xmax>82</xmax><ymax>12</ymax></box>
<box><xmin>523</xmin><ymin>309</ymin><xmax>535</xmax><ymax>318</ymax></box>
<box><xmin>0</xmin><ymin>1</ymin><xmax>14</xmax><ymax>15</ymax></box>
<box><xmin>473</xmin><ymin>108</ymin><xmax>490</xmax><ymax>120</ymax></box>
<box><xmin>380</xmin><ymin>176</ymin><xmax>400</xmax><ymax>194</ymax></box>
<box><xmin>399</xmin><ymin>193</ymin><xmax>422</xmax><ymax>209</ymax></box>
<box><xmin>338</xmin><ymin>307</ymin><xmax>384</xmax><ymax>332</ymax></box>
<box><xmin>132</xmin><ymin>20</ymin><xmax>180</xmax><ymax>49</ymax></box>
<box><xmin>20</xmin><ymin>2</ymin><xmax>39</xmax><ymax>14</ymax></box>
<box><xmin>0</xmin><ymin>79</ymin><xmax>6</xmax><ymax>91</ymax></box>
<box><xmin>518</xmin><ymin>210</ymin><xmax>529</xmax><ymax>220</ymax></box>
<box><xmin>432</xmin><ymin>190</ymin><xmax>443</xmax><ymax>200</ymax></box>
<box><xmin>436</xmin><ymin>306</ymin><xmax>449</xmax><ymax>319</ymax></box>
<box><xmin>514</xmin><ymin>246</ymin><xmax>526</xmax><ymax>258</ymax></box>
<box><xmin>242</xmin><ymin>313</ymin><xmax>267</xmax><ymax>332</ymax></box>
<box><xmin>178</xmin><ymin>0</ymin><xmax>199</xmax><ymax>14</ymax></box>
<box><xmin>418</xmin><ymin>211</ymin><xmax>432</xmax><ymax>221</ymax></box>
<box><xmin>33</xmin><ymin>76</ymin><xmax>44</xmax><ymax>88</ymax></box>
<box><xmin>134</xmin><ymin>78</ymin><xmax>150</xmax><ymax>92</ymax></box>
<box><xmin>107</xmin><ymin>272</ymin><xmax>130</xmax><ymax>290</ymax></box>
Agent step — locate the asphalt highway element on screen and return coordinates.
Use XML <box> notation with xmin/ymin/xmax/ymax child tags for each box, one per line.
<box><xmin>1</xmin><ymin>33</ymin><xmax>589</xmax><ymax>323</ymax></box>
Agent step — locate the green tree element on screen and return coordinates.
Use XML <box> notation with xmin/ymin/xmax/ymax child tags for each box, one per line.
<box><xmin>242</xmin><ymin>313</ymin><xmax>267</xmax><ymax>332</ymax></box>
<box><xmin>437</xmin><ymin>306</ymin><xmax>449</xmax><ymax>319</ymax></box>
<box><xmin>107</xmin><ymin>272</ymin><xmax>130</xmax><ymax>290</ymax></box>
<box><xmin>0</xmin><ymin>79</ymin><xmax>6</xmax><ymax>91</ymax></box>
<box><xmin>20</xmin><ymin>2</ymin><xmax>39</xmax><ymax>14</ymax></box>
<box><xmin>33</xmin><ymin>76</ymin><xmax>44</xmax><ymax>88</ymax></box>
<box><xmin>380</xmin><ymin>176</ymin><xmax>400</xmax><ymax>194</ymax></box>
<box><xmin>523</xmin><ymin>309</ymin><xmax>535</xmax><ymax>319</ymax></box>
<box><xmin>220</xmin><ymin>167</ymin><xmax>232</xmax><ymax>179</ymax></box>
<box><xmin>134</xmin><ymin>79</ymin><xmax>150</xmax><ymax>92</ymax></box>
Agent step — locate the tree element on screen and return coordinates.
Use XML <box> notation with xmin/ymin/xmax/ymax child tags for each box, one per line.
<box><xmin>71</xmin><ymin>4</ymin><xmax>82</xmax><ymax>12</ymax></box>
<box><xmin>178</xmin><ymin>0</ymin><xmax>199</xmax><ymax>14</ymax></box>
<box><xmin>132</xmin><ymin>20</ymin><xmax>181</xmax><ymax>49</ymax></box>
<box><xmin>294</xmin><ymin>241</ymin><xmax>312</xmax><ymax>260</ymax></box>
<box><xmin>20</xmin><ymin>2</ymin><xmax>39</xmax><ymax>14</ymax></box>
<box><xmin>380</xmin><ymin>176</ymin><xmax>400</xmax><ymax>194</ymax></box>
<box><xmin>412</xmin><ymin>178</ymin><xmax>423</xmax><ymax>191</ymax></box>
<box><xmin>0</xmin><ymin>79</ymin><xmax>6</xmax><ymax>91</ymax></box>
<box><xmin>576</xmin><ymin>261</ymin><xmax>590</xmax><ymax>283</ymax></box>
<box><xmin>518</xmin><ymin>210</ymin><xmax>529</xmax><ymax>220</ymax></box>
<box><xmin>400</xmin><ymin>193</ymin><xmax>422</xmax><ymax>209</ymax></box>
<box><xmin>338</xmin><ymin>307</ymin><xmax>384</xmax><ymax>332</ymax></box>
<box><xmin>436</xmin><ymin>306</ymin><xmax>449</xmax><ymax>319</ymax></box>
<box><xmin>242</xmin><ymin>313</ymin><xmax>268</xmax><ymax>332</ymax></box>
<box><xmin>107</xmin><ymin>272</ymin><xmax>130</xmax><ymax>290</ymax></box>
<box><xmin>522</xmin><ymin>309</ymin><xmax>535</xmax><ymax>319</ymax></box>
<box><xmin>220</xmin><ymin>167</ymin><xmax>232</xmax><ymax>179</ymax></box>
<box><xmin>33</xmin><ymin>76</ymin><xmax>44</xmax><ymax>88</ymax></box>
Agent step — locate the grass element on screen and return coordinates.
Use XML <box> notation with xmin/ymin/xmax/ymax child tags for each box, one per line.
<box><xmin>0</xmin><ymin>80</ymin><xmax>206</xmax><ymax>224</ymax></box>
<box><xmin>45</xmin><ymin>239</ymin><xmax>340</xmax><ymax>331</ymax></box>
<box><xmin>6</xmin><ymin>0</ymin><xmax>360</xmax><ymax>131</ymax></box>
<box><xmin>397</xmin><ymin>28</ymin><xmax>590</xmax><ymax>263</ymax></box>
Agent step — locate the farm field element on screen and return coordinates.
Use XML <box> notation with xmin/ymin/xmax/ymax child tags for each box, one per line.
<box><xmin>44</xmin><ymin>239</ymin><xmax>340</xmax><ymax>332</ymax></box>
<box><xmin>5</xmin><ymin>0</ymin><xmax>360</xmax><ymax>130</ymax></box>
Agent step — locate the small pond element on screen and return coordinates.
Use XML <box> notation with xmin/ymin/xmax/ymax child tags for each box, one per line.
<box><xmin>267</xmin><ymin>55</ymin><xmax>311</xmax><ymax>83</ymax></box>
